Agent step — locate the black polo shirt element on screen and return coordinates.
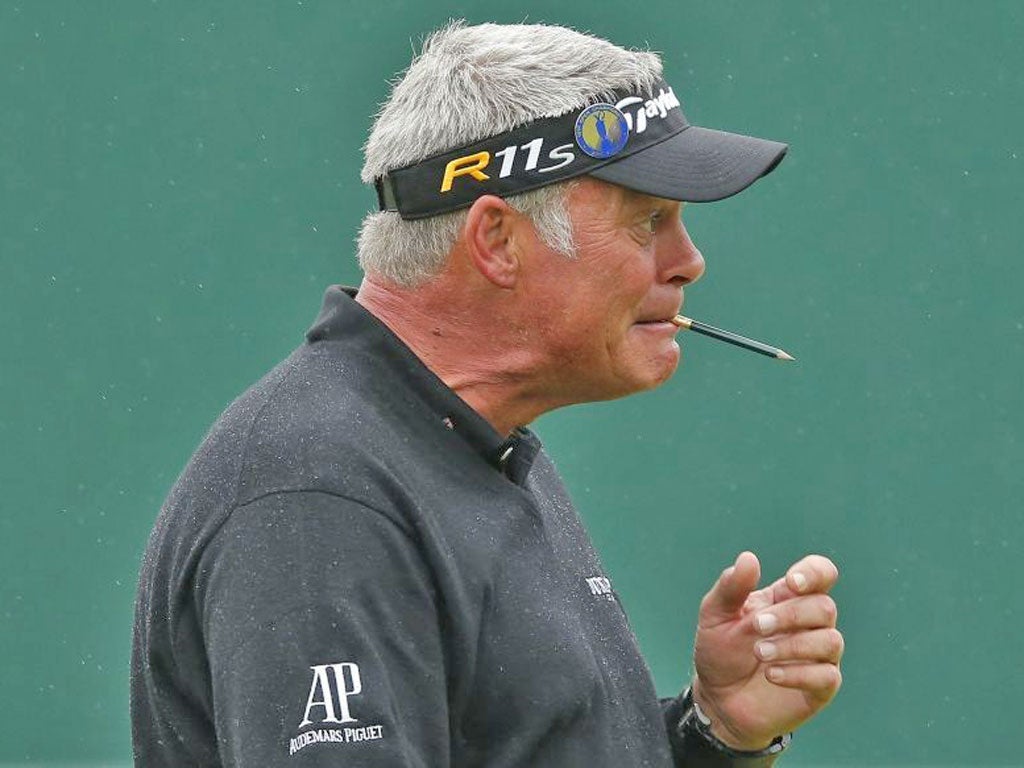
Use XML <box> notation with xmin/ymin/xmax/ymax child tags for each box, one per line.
<box><xmin>131</xmin><ymin>286</ymin><xmax>765</xmax><ymax>767</ymax></box>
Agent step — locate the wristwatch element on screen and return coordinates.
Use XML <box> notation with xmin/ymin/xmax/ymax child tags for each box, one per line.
<box><xmin>670</xmin><ymin>687</ymin><xmax>791</xmax><ymax>767</ymax></box>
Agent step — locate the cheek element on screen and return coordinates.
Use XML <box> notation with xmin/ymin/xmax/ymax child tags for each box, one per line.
<box><xmin>603</xmin><ymin>261</ymin><xmax>658</xmax><ymax>323</ymax></box>
<box><xmin>582</xmin><ymin>247</ymin><xmax>654</xmax><ymax>307</ymax></box>
<box><xmin>540</xmin><ymin>237</ymin><xmax>654</xmax><ymax>349</ymax></box>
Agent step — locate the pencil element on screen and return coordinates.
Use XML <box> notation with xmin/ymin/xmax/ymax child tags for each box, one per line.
<box><xmin>670</xmin><ymin>315</ymin><xmax>795</xmax><ymax>362</ymax></box>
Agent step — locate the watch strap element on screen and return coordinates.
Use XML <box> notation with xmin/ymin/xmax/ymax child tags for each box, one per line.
<box><xmin>665</xmin><ymin>688</ymin><xmax>791</xmax><ymax>767</ymax></box>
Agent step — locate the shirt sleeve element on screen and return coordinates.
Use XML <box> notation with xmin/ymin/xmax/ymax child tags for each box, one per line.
<box><xmin>197</xmin><ymin>490</ymin><xmax>449</xmax><ymax>767</ymax></box>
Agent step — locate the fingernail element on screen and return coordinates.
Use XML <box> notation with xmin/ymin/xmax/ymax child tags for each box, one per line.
<box><xmin>756</xmin><ymin>641</ymin><xmax>777</xmax><ymax>660</ymax></box>
<box><xmin>767</xmin><ymin>666</ymin><xmax>784</xmax><ymax>682</ymax></box>
<box><xmin>792</xmin><ymin>572</ymin><xmax>808</xmax><ymax>593</ymax></box>
<box><xmin>755</xmin><ymin>613</ymin><xmax>778</xmax><ymax>634</ymax></box>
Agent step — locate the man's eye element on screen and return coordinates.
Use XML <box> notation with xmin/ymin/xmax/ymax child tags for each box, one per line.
<box><xmin>645</xmin><ymin>212</ymin><xmax>662</xmax><ymax>233</ymax></box>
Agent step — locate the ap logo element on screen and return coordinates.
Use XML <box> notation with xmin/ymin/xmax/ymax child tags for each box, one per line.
<box><xmin>299</xmin><ymin>662</ymin><xmax>363</xmax><ymax>727</ymax></box>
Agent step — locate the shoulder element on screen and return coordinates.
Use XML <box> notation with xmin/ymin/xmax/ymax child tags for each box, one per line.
<box><xmin>153</xmin><ymin>342</ymin><xmax>413</xmax><ymax>558</ymax></box>
<box><xmin>185</xmin><ymin>340</ymin><xmax>421</xmax><ymax>507</ymax></box>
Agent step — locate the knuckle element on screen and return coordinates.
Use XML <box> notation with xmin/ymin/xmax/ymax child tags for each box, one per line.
<box><xmin>818</xmin><ymin>595</ymin><xmax>838</xmax><ymax>622</ymax></box>
<box><xmin>829</xmin><ymin>629</ymin><xmax>846</xmax><ymax>659</ymax></box>
<box><xmin>805</xmin><ymin>554</ymin><xmax>839</xmax><ymax>585</ymax></box>
<box><xmin>829</xmin><ymin>666</ymin><xmax>844</xmax><ymax>690</ymax></box>
<box><xmin>817</xmin><ymin>554</ymin><xmax>838</xmax><ymax>575</ymax></box>
<box><xmin>805</xmin><ymin>553</ymin><xmax>827</xmax><ymax>568</ymax></box>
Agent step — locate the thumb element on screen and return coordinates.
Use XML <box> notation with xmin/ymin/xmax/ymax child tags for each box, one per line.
<box><xmin>700</xmin><ymin>551</ymin><xmax>761</xmax><ymax>621</ymax></box>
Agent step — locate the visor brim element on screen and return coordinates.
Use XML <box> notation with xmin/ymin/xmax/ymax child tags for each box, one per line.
<box><xmin>589</xmin><ymin>125</ymin><xmax>788</xmax><ymax>203</ymax></box>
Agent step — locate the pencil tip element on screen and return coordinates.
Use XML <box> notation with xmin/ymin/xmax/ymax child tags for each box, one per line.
<box><xmin>778</xmin><ymin>350</ymin><xmax>796</xmax><ymax>362</ymax></box>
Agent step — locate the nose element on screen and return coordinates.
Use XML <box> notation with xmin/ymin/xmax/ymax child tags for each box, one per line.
<box><xmin>660</xmin><ymin>218</ymin><xmax>705</xmax><ymax>287</ymax></box>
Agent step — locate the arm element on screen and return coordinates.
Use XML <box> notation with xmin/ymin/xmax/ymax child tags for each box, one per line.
<box><xmin>198</xmin><ymin>491</ymin><xmax>449</xmax><ymax>767</ymax></box>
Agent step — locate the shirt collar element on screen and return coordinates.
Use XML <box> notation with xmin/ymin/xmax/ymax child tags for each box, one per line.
<box><xmin>306</xmin><ymin>285</ymin><xmax>540</xmax><ymax>483</ymax></box>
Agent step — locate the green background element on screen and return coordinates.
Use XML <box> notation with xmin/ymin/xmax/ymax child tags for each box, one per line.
<box><xmin>2</xmin><ymin>1</ymin><xmax>1021</xmax><ymax>765</ymax></box>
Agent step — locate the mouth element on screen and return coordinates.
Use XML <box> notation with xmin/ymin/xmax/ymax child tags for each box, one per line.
<box><xmin>635</xmin><ymin>309</ymin><xmax>682</xmax><ymax>327</ymax></box>
<box><xmin>634</xmin><ymin>294</ymin><xmax>684</xmax><ymax>330</ymax></box>
<box><xmin>636</xmin><ymin>297</ymin><xmax>683</xmax><ymax>327</ymax></box>
<box><xmin>633</xmin><ymin>317</ymin><xmax>681</xmax><ymax>336</ymax></box>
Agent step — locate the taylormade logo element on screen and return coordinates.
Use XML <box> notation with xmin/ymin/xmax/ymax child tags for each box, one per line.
<box><xmin>615</xmin><ymin>86</ymin><xmax>680</xmax><ymax>135</ymax></box>
<box><xmin>586</xmin><ymin>576</ymin><xmax>615</xmax><ymax>601</ymax></box>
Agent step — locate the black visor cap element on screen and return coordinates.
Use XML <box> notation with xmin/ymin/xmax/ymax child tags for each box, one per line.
<box><xmin>589</xmin><ymin>125</ymin><xmax>788</xmax><ymax>203</ymax></box>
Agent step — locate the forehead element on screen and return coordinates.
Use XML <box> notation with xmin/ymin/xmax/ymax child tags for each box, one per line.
<box><xmin>569</xmin><ymin>177</ymin><xmax>682</xmax><ymax>219</ymax></box>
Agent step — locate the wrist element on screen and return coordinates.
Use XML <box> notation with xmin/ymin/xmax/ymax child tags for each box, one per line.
<box><xmin>679</xmin><ymin>685</ymin><xmax>791</xmax><ymax>761</ymax></box>
<box><xmin>690</xmin><ymin>678</ymin><xmax>772</xmax><ymax>751</ymax></box>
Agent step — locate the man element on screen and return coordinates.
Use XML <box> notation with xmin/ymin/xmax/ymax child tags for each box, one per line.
<box><xmin>132</xmin><ymin>22</ymin><xmax>842</xmax><ymax>767</ymax></box>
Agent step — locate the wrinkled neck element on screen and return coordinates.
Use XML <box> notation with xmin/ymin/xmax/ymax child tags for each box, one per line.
<box><xmin>355</xmin><ymin>275</ymin><xmax>559</xmax><ymax>436</ymax></box>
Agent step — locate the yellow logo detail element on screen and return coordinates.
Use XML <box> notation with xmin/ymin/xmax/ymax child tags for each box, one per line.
<box><xmin>440</xmin><ymin>151</ymin><xmax>491</xmax><ymax>193</ymax></box>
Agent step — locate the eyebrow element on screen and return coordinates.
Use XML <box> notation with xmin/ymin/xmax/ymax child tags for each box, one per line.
<box><xmin>623</xmin><ymin>193</ymin><xmax>683</xmax><ymax>217</ymax></box>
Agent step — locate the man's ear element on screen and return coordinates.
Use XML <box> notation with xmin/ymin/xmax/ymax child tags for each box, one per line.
<box><xmin>463</xmin><ymin>195</ymin><xmax>521</xmax><ymax>289</ymax></box>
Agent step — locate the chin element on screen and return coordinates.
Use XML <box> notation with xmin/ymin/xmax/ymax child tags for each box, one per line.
<box><xmin>614</xmin><ymin>343</ymin><xmax>682</xmax><ymax>397</ymax></box>
<box><xmin>645</xmin><ymin>340</ymin><xmax>682</xmax><ymax>384</ymax></box>
<box><xmin>642</xmin><ymin>354</ymin><xmax>682</xmax><ymax>390</ymax></box>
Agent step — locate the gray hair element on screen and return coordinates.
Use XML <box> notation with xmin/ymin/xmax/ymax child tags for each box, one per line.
<box><xmin>357</xmin><ymin>21</ymin><xmax>663</xmax><ymax>286</ymax></box>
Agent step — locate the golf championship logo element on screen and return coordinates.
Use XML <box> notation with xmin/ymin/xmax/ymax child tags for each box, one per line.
<box><xmin>289</xmin><ymin>662</ymin><xmax>386</xmax><ymax>755</ymax></box>
<box><xmin>574</xmin><ymin>104</ymin><xmax>630</xmax><ymax>159</ymax></box>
